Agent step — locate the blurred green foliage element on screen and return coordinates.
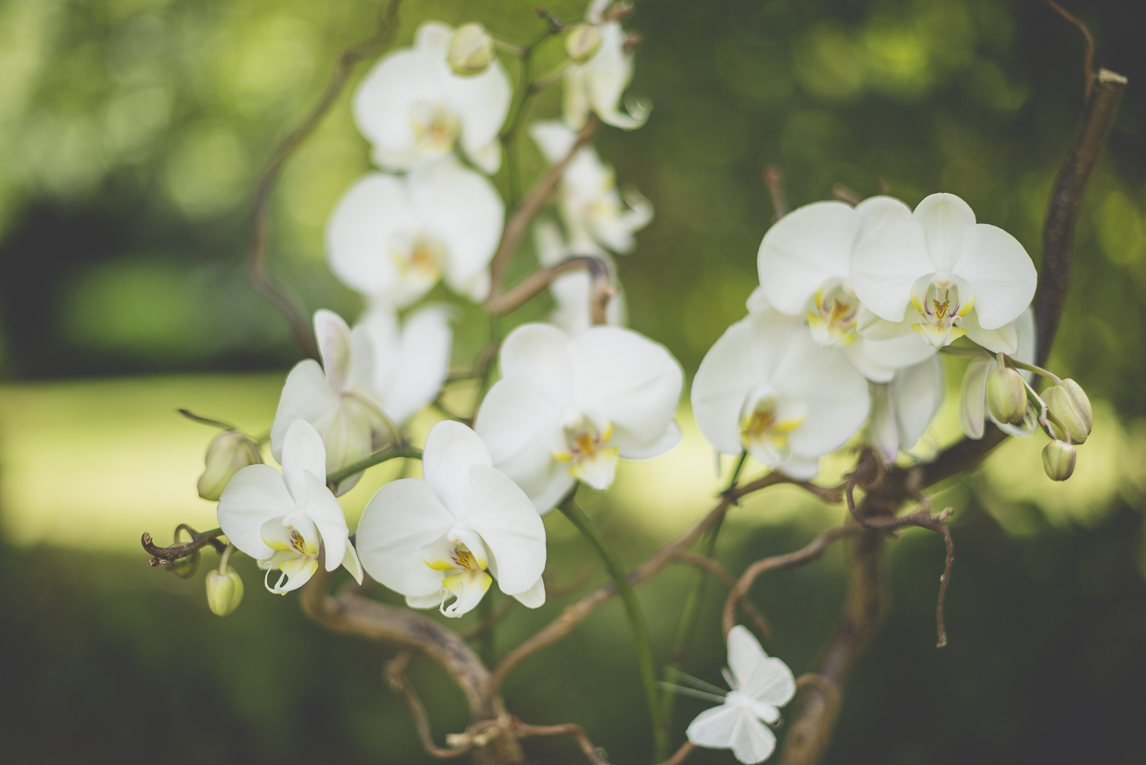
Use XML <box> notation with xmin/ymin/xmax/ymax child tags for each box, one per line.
<box><xmin>1</xmin><ymin>0</ymin><xmax>1145</xmax><ymax>763</ymax></box>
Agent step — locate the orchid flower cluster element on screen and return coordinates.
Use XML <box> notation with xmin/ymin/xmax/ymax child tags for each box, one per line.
<box><xmin>150</xmin><ymin>4</ymin><xmax>1098</xmax><ymax>764</ymax></box>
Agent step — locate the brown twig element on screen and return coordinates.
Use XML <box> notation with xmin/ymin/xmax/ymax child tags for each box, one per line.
<box><xmin>488</xmin><ymin>116</ymin><xmax>600</xmax><ymax>292</ymax></box>
<box><xmin>491</xmin><ymin>472</ymin><xmax>836</xmax><ymax>690</ymax></box>
<box><xmin>763</xmin><ymin>166</ymin><xmax>788</xmax><ymax>220</ymax></box>
<box><xmin>513</xmin><ymin>719</ymin><xmax>696</xmax><ymax>765</ymax></box>
<box><xmin>385</xmin><ymin>651</ymin><xmax>484</xmax><ymax>758</ymax></box>
<box><xmin>301</xmin><ymin>566</ymin><xmax>525</xmax><ymax>764</ymax></box>
<box><xmin>1042</xmin><ymin>0</ymin><xmax>1096</xmax><ymax>100</ymax></box>
<box><xmin>827</xmin><ymin>184</ymin><xmax>861</xmax><ymax>205</ymax></box>
<box><xmin>486</xmin><ymin>255</ymin><xmax>614</xmax><ymax>322</ymax></box>
<box><xmin>721</xmin><ymin>524</ymin><xmax>864</xmax><ymax>638</ymax></box>
<box><xmin>141</xmin><ymin>528</ymin><xmax>226</xmax><ymax>566</ymax></box>
<box><xmin>1035</xmin><ymin>67</ymin><xmax>1126</xmax><ymax>366</ymax></box>
<box><xmin>673</xmin><ymin>551</ymin><xmax>773</xmax><ymax>639</ymax></box>
<box><xmin>248</xmin><ymin>0</ymin><xmax>404</xmax><ymax>359</ymax></box>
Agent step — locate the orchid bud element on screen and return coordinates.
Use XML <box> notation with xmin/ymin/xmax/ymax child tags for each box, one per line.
<box><xmin>1042</xmin><ymin>440</ymin><xmax>1076</xmax><ymax>482</ymax></box>
<box><xmin>168</xmin><ymin>551</ymin><xmax>200</xmax><ymax>579</ymax></box>
<box><xmin>206</xmin><ymin>566</ymin><xmax>244</xmax><ymax>617</ymax></box>
<box><xmin>448</xmin><ymin>23</ymin><xmax>494</xmax><ymax>76</ymax></box>
<box><xmin>565</xmin><ymin>24</ymin><xmax>602</xmax><ymax>63</ymax></box>
<box><xmin>198</xmin><ymin>430</ymin><xmax>262</xmax><ymax>501</ymax></box>
<box><xmin>1046</xmin><ymin>379</ymin><xmax>1093</xmax><ymax>445</ymax></box>
<box><xmin>985</xmin><ymin>366</ymin><xmax>1027</xmax><ymax>425</ymax></box>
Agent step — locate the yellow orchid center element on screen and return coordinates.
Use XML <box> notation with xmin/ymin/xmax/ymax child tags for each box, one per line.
<box><xmin>391</xmin><ymin>235</ymin><xmax>444</xmax><ymax>288</ymax></box>
<box><xmin>909</xmin><ymin>271</ymin><xmax>974</xmax><ymax>348</ymax></box>
<box><xmin>409</xmin><ymin>102</ymin><xmax>460</xmax><ymax>156</ymax></box>
<box><xmin>739</xmin><ymin>395</ymin><xmax>805</xmax><ymax>465</ymax></box>
<box><xmin>554</xmin><ymin>415</ymin><xmax>619</xmax><ymax>491</ymax></box>
<box><xmin>806</xmin><ymin>281</ymin><xmax>861</xmax><ymax>346</ymax></box>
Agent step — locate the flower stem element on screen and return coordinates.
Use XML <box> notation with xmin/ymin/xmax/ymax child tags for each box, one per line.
<box><xmin>659</xmin><ymin>452</ymin><xmax>742</xmax><ymax>728</ymax></box>
<box><xmin>1005</xmin><ymin>357</ymin><xmax>1063</xmax><ymax>385</ymax></box>
<box><xmin>325</xmin><ymin>444</ymin><xmax>422</xmax><ymax>486</ymax></box>
<box><xmin>558</xmin><ymin>495</ymin><xmax>669</xmax><ymax>761</ymax></box>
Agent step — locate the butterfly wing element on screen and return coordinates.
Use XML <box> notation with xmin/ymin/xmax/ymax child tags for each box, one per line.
<box><xmin>687</xmin><ymin>703</ymin><xmax>778</xmax><ymax>764</ymax></box>
<box><xmin>727</xmin><ymin>625</ymin><xmax>796</xmax><ymax>709</ymax></box>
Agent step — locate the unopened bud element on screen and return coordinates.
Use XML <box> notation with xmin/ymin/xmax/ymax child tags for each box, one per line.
<box><xmin>1042</xmin><ymin>440</ymin><xmax>1076</xmax><ymax>482</ymax></box>
<box><xmin>448</xmin><ymin>23</ymin><xmax>494</xmax><ymax>76</ymax></box>
<box><xmin>985</xmin><ymin>366</ymin><xmax>1027</xmax><ymax>425</ymax></box>
<box><xmin>565</xmin><ymin>24</ymin><xmax>602</xmax><ymax>62</ymax></box>
<box><xmin>198</xmin><ymin>430</ymin><xmax>262</xmax><ymax>501</ymax></box>
<box><xmin>168</xmin><ymin>551</ymin><xmax>200</xmax><ymax>579</ymax></box>
<box><xmin>1046</xmin><ymin>378</ymin><xmax>1093</xmax><ymax>445</ymax></box>
<box><xmin>206</xmin><ymin>566</ymin><xmax>244</xmax><ymax>617</ymax></box>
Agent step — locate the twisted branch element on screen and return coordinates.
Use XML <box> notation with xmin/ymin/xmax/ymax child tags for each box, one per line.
<box><xmin>491</xmin><ymin>473</ymin><xmax>840</xmax><ymax>690</ymax></box>
<box><xmin>486</xmin><ymin>255</ymin><xmax>615</xmax><ymax>323</ymax></box>
<box><xmin>673</xmin><ymin>551</ymin><xmax>773</xmax><ymax>639</ymax></box>
<box><xmin>248</xmin><ymin>0</ymin><xmax>404</xmax><ymax>359</ymax></box>
<box><xmin>141</xmin><ymin>527</ymin><xmax>226</xmax><ymax>565</ymax></box>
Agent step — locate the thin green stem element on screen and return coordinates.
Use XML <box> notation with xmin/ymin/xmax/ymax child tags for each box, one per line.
<box><xmin>558</xmin><ymin>495</ymin><xmax>669</xmax><ymax>761</ymax></box>
<box><xmin>1006</xmin><ymin>357</ymin><xmax>1063</xmax><ymax>386</ymax></box>
<box><xmin>326</xmin><ymin>445</ymin><xmax>423</xmax><ymax>486</ymax></box>
<box><xmin>218</xmin><ymin>544</ymin><xmax>235</xmax><ymax>573</ymax></box>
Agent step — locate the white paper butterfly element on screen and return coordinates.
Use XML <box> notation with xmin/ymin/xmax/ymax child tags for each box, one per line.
<box><xmin>677</xmin><ymin>626</ymin><xmax>796</xmax><ymax>764</ymax></box>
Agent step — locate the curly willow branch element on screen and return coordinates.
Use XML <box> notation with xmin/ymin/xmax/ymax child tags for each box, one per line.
<box><xmin>248</xmin><ymin>0</ymin><xmax>405</xmax><ymax>359</ymax></box>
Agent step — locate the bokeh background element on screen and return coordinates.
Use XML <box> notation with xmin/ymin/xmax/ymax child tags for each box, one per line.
<box><xmin>2</xmin><ymin>0</ymin><xmax>1145</xmax><ymax>762</ymax></box>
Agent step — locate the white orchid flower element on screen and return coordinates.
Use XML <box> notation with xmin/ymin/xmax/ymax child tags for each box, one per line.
<box><xmin>959</xmin><ymin>307</ymin><xmax>1039</xmax><ymax>439</ymax></box>
<box><xmin>691</xmin><ymin>293</ymin><xmax>871</xmax><ymax>479</ymax></box>
<box><xmin>531</xmin><ymin>120</ymin><xmax>653</xmax><ymax>255</ymax></box>
<box><xmin>355</xmin><ymin>420</ymin><xmax>547</xmax><ymax>617</ymax></box>
<box><xmin>757</xmin><ymin>198</ymin><xmax>936</xmax><ymax>380</ymax></box>
<box><xmin>869</xmin><ymin>356</ymin><xmax>945</xmax><ymax>463</ymax></box>
<box><xmin>271</xmin><ymin>308</ymin><xmax>451</xmax><ymax>494</ymax></box>
<box><xmin>682</xmin><ymin>625</ymin><xmax>796</xmax><ymax>764</ymax></box>
<box><xmin>851</xmin><ymin>193</ymin><xmax>1037</xmax><ymax>353</ymax></box>
<box><xmin>564</xmin><ymin>2</ymin><xmax>649</xmax><ymax>130</ymax></box>
<box><xmin>534</xmin><ymin>219</ymin><xmax>626</xmax><ymax>335</ymax></box>
<box><xmin>326</xmin><ymin>157</ymin><xmax>504</xmax><ymax>307</ymax></box>
<box><xmin>218</xmin><ymin>419</ymin><xmax>363</xmax><ymax>594</ymax></box>
<box><xmin>353</xmin><ymin>21</ymin><xmax>511</xmax><ymax>174</ymax></box>
<box><xmin>474</xmin><ymin>322</ymin><xmax>684</xmax><ymax>513</ymax></box>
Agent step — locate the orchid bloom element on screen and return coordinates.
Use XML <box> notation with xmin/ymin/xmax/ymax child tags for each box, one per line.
<box><xmin>531</xmin><ymin>121</ymin><xmax>653</xmax><ymax>255</ymax></box>
<box><xmin>271</xmin><ymin>308</ymin><xmax>451</xmax><ymax>494</ymax></box>
<box><xmin>869</xmin><ymin>356</ymin><xmax>945</xmax><ymax>464</ymax></box>
<box><xmin>474</xmin><ymin>323</ymin><xmax>684</xmax><ymax>513</ymax></box>
<box><xmin>959</xmin><ymin>307</ymin><xmax>1039</xmax><ymax>439</ymax></box>
<box><xmin>327</xmin><ymin>157</ymin><xmax>503</xmax><ymax>307</ymax></box>
<box><xmin>851</xmin><ymin>193</ymin><xmax>1037</xmax><ymax>354</ymax></box>
<box><xmin>353</xmin><ymin>22</ymin><xmax>511</xmax><ymax>174</ymax></box>
<box><xmin>564</xmin><ymin>1</ymin><xmax>649</xmax><ymax>130</ymax></box>
<box><xmin>217</xmin><ymin>419</ymin><xmax>363</xmax><ymax>594</ymax></box>
<box><xmin>355</xmin><ymin>420</ymin><xmax>547</xmax><ymax>617</ymax></box>
<box><xmin>534</xmin><ymin>219</ymin><xmax>626</xmax><ymax>335</ymax></box>
<box><xmin>683</xmin><ymin>626</ymin><xmax>796</xmax><ymax>764</ymax></box>
<box><xmin>691</xmin><ymin>293</ymin><xmax>871</xmax><ymax>479</ymax></box>
<box><xmin>756</xmin><ymin>198</ymin><xmax>936</xmax><ymax>381</ymax></box>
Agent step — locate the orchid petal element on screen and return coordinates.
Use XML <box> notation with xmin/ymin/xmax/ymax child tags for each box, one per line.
<box><xmin>441</xmin><ymin>568</ymin><xmax>493</xmax><ymax>617</ymax></box>
<box><xmin>510</xmin><ymin>576</ymin><xmax>546</xmax><ymax>608</ymax></box>
<box><xmin>296</xmin><ymin>469</ymin><xmax>350</xmax><ymax>572</ymax></box>
<box><xmin>951</xmin><ymin>224</ymin><xmax>1037</xmax><ymax>330</ymax></box>
<box><xmin>422</xmin><ymin>420</ymin><xmax>493</xmax><ymax>519</ymax></box>
<box><xmin>530</xmin><ymin>120</ymin><xmax>578</xmax><ymax>163</ymax></box>
<box><xmin>467</xmin><ymin>465</ymin><xmax>547</xmax><ymax>594</ymax></box>
<box><xmin>962</xmin><ymin>311</ymin><xmax>1019</xmax><ymax>354</ymax></box>
<box><xmin>958</xmin><ymin>356</ymin><xmax>993</xmax><ymax>439</ymax></box>
<box><xmin>448</xmin><ymin>60</ymin><xmax>512</xmax><ymax>173</ymax></box>
<box><xmin>913</xmin><ymin>193</ymin><xmax>976</xmax><ymax>271</ymax></box>
<box><xmin>411</xmin><ymin>156</ymin><xmax>504</xmax><ymax>301</ymax></box>
<box><xmin>217</xmin><ymin>464</ymin><xmax>294</xmax><ymax>562</ymax></box>
<box><xmin>853</xmin><ymin>195</ymin><xmax>912</xmax><ymax>246</ymax></box>
<box><xmin>326</xmin><ymin>173</ymin><xmax>412</xmax><ymax>300</ymax></box>
<box><xmin>773</xmin><ymin>334</ymin><xmax>870</xmax><ymax>457</ymax></box>
<box><xmin>851</xmin><ymin>221</ymin><xmax>934</xmax><ymax>323</ymax></box>
<box><xmin>757</xmin><ymin>201</ymin><xmax>859</xmax><ymax>315</ymax></box>
<box><xmin>857</xmin><ymin>331</ymin><xmax>937</xmax><ymax>371</ymax></box>
<box><xmin>889</xmin><ymin>356</ymin><xmax>944</xmax><ymax>454</ymax></box>
<box><xmin>571</xmin><ymin>326</ymin><xmax>684</xmax><ymax>453</ymax></box>
<box><xmin>379</xmin><ymin>305</ymin><xmax>453</xmax><ymax>424</ymax></box>
<box><xmin>473</xmin><ymin>376</ymin><xmax>567</xmax><ymax>513</ymax></box>
<box><xmin>281</xmin><ymin>419</ymin><xmax>329</xmax><ymax>505</ymax></box>
<box><xmin>356</xmin><ymin>477</ymin><xmax>453</xmax><ymax>597</ymax></box>
<box><xmin>498</xmin><ymin>323</ymin><xmax>576</xmax><ymax>407</ymax></box>
<box><xmin>270</xmin><ymin>360</ymin><xmax>341</xmax><ymax>465</ymax></box>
